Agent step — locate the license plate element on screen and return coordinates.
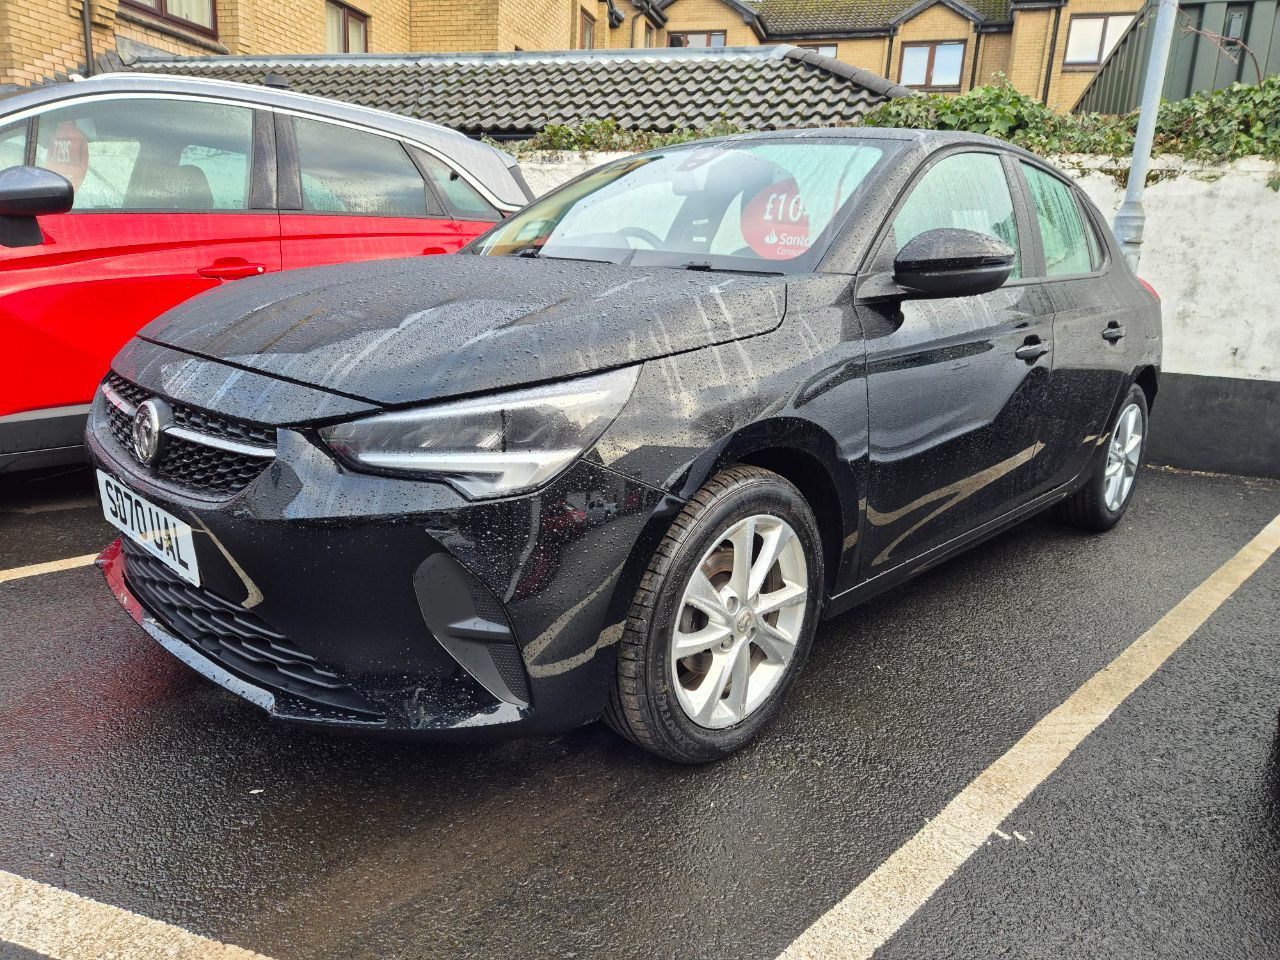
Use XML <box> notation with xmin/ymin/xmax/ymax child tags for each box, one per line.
<box><xmin>97</xmin><ymin>469</ymin><xmax>201</xmax><ymax>586</ymax></box>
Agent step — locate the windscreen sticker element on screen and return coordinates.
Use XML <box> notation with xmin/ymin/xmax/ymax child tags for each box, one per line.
<box><xmin>46</xmin><ymin>121</ymin><xmax>89</xmax><ymax>190</ymax></box>
<box><xmin>741</xmin><ymin>178</ymin><xmax>811</xmax><ymax>260</ymax></box>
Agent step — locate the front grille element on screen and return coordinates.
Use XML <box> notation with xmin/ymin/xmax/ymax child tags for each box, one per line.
<box><xmin>102</xmin><ymin>373</ymin><xmax>274</xmax><ymax>497</ymax></box>
<box><xmin>122</xmin><ymin>540</ymin><xmax>382</xmax><ymax>720</ymax></box>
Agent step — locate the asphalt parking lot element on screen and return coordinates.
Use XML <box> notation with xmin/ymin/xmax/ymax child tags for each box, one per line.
<box><xmin>2</xmin><ymin>464</ymin><xmax>1278</xmax><ymax>960</ymax></box>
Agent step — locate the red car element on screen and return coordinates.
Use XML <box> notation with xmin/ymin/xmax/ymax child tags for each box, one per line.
<box><xmin>0</xmin><ymin>74</ymin><xmax>531</xmax><ymax>473</ymax></box>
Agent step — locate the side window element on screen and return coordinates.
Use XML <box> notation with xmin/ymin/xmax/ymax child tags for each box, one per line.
<box><xmin>1022</xmin><ymin>164</ymin><xmax>1093</xmax><ymax>276</ymax></box>
<box><xmin>411</xmin><ymin>148</ymin><xmax>501</xmax><ymax>221</ymax></box>
<box><xmin>892</xmin><ymin>152</ymin><xmax>1022</xmax><ymax>279</ymax></box>
<box><xmin>0</xmin><ymin>121</ymin><xmax>28</xmax><ymax>170</ymax></box>
<box><xmin>294</xmin><ymin>117</ymin><xmax>428</xmax><ymax>217</ymax></box>
<box><xmin>32</xmin><ymin>99</ymin><xmax>253</xmax><ymax>211</ymax></box>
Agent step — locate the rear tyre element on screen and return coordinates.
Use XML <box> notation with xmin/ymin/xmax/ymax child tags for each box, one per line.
<box><xmin>1053</xmin><ymin>383</ymin><xmax>1148</xmax><ymax>532</ymax></box>
<box><xmin>604</xmin><ymin>466</ymin><xmax>824</xmax><ymax>763</ymax></box>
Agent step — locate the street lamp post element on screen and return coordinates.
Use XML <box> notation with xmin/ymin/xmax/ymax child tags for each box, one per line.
<box><xmin>1112</xmin><ymin>0</ymin><xmax>1180</xmax><ymax>270</ymax></box>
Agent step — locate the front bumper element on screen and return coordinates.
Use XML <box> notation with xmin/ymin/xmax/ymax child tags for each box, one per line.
<box><xmin>88</xmin><ymin>370</ymin><xmax>671</xmax><ymax>736</ymax></box>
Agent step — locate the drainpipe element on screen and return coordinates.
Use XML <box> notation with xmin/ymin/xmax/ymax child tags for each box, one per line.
<box><xmin>884</xmin><ymin>33</ymin><xmax>895</xmax><ymax>80</ymax></box>
<box><xmin>1113</xmin><ymin>0</ymin><xmax>1178</xmax><ymax>270</ymax></box>
<box><xmin>970</xmin><ymin>29</ymin><xmax>982</xmax><ymax>89</ymax></box>
<box><xmin>1041</xmin><ymin>5</ymin><xmax>1062</xmax><ymax>104</ymax></box>
<box><xmin>81</xmin><ymin>0</ymin><xmax>95</xmax><ymax>77</ymax></box>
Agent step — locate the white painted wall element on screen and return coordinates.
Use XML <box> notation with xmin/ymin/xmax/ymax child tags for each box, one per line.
<box><xmin>519</xmin><ymin>152</ymin><xmax>1280</xmax><ymax>383</ymax></box>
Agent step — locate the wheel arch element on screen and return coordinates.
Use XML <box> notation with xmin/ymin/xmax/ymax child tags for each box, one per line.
<box><xmin>1134</xmin><ymin>365</ymin><xmax>1159</xmax><ymax>410</ymax></box>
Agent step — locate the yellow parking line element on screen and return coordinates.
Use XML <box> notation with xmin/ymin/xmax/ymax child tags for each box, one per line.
<box><xmin>0</xmin><ymin>554</ymin><xmax>99</xmax><ymax>585</ymax></box>
<box><xmin>780</xmin><ymin>512</ymin><xmax>1280</xmax><ymax>960</ymax></box>
<box><xmin>0</xmin><ymin>870</ymin><xmax>272</xmax><ymax>960</ymax></box>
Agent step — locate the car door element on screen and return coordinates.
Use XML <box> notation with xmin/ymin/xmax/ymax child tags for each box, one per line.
<box><xmin>856</xmin><ymin>149</ymin><xmax>1055</xmax><ymax>576</ymax></box>
<box><xmin>0</xmin><ymin>95</ymin><xmax>281</xmax><ymax>432</ymax></box>
<box><xmin>276</xmin><ymin>114</ymin><xmax>498</xmax><ymax>270</ymax></box>
<box><xmin>1018</xmin><ymin>161</ymin><xmax>1135</xmax><ymax>489</ymax></box>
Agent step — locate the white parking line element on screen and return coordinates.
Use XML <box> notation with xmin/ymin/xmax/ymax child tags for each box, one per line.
<box><xmin>0</xmin><ymin>870</ymin><xmax>272</xmax><ymax>960</ymax></box>
<box><xmin>780</xmin><ymin>512</ymin><xmax>1280</xmax><ymax>960</ymax></box>
<box><xmin>0</xmin><ymin>554</ymin><xmax>99</xmax><ymax>585</ymax></box>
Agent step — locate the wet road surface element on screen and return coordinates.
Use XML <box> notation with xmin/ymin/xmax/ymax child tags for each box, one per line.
<box><xmin>1</xmin><ymin>465</ymin><xmax>1278</xmax><ymax>959</ymax></box>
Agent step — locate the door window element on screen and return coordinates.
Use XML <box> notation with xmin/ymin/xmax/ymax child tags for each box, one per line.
<box><xmin>294</xmin><ymin>117</ymin><xmax>428</xmax><ymax>216</ymax></box>
<box><xmin>892</xmin><ymin>152</ymin><xmax>1021</xmax><ymax>279</ymax></box>
<box><xmin>0</xmin><ymin>121</ymin><xmax>28</xmax><ymax>170</ymax></box>
<box><xmin>1022</xmin><ymin>164</ymin><xmax>1093</xmax><ymax>276</ymax></box>
<box><xmin>411</xmin><ymin>148</ymin><xmax>501</xmax><ymax>221</ymax></box>
<box><xmin>31</xmin><ymin>98</ymin><xmax>253</xmax><ymax>211</ymax></box>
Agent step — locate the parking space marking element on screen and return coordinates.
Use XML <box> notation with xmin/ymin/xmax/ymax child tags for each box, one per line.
<box><xmin>780</xmin><ymin>512</ymin><xmax>1280</xmax><ymax>960</ymax></box>
<box><xmin>0</xmin><ymin>870</ymin><xmax>272</xmax><ymax>960</ymax></box>
<box><xmin>0</xmin><ymin>555</ymin><xmax>99</xmax><ymax>585</ymax></box>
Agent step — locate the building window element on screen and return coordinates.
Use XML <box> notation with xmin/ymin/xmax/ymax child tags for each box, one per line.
<box><xmin>669</xmin><ymin>31</ymin><xmax>727</xmax><ymax>48</ymax></box>
<box><xmin>899</xmin><ymin>41</ymin><xmax>965</xmax><ymax>89</ymax></box>
<box><xmin>580</xmin><ymin>9</ymin><xmax>596</xmax><ymax>48</ymax></box>
<box><xmin>326</xmin><ymin>1</ymin><xmax>368</xmax><ymax>53</ymax></box>
<box><xmin>797</xmin><ymin>43</ymin><xmax>839</xmax><ymax>58</ymax></box>
<box><xmin>121</xmin><ymin>0</ymin><xmax>216</xmax><ymax>36</ymax></box>
<box><xmin>1064</xmin><ymin>14</ymin><xmax>1134</xmax><ymax>66</ymax></box>
<box><xmin>644</xmin><ymin>22</ymin><xmax>655</xmax><ymax>47</ymax></box>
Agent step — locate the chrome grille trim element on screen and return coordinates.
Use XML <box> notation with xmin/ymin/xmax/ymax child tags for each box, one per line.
<box><xmin>100</xmin><ymin>381</ymin><xmax>275</xmax><ymax>460</ymax></box>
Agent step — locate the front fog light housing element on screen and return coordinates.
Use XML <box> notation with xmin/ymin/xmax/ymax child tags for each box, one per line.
<box><xmin>319</xmin><ymin>366</ymin><xmax>640</xmax><ymax>499</ymax></box>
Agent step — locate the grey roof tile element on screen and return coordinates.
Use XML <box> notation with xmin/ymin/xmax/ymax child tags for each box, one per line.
<box><xmin>113</xmin><ymin>46</ymin><xmax>908</xmax><ymax>137</ymax></box>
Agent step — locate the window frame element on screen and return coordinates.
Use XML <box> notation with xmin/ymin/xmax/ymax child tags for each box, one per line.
<box><xmin>120</xmin><ymin>0</ymin><xmax>218</xmax><ymax>39</ymax></box>
<box><xmin>21</xmin><ymin>94</ymin><xmax>271</xmax><ymax>215</ymax></box>
<box><xmin>1062</xmin><ymin>13</ymin><xmax>1135</xmax><ymax>69</ymax></box>
<box><xmin>326</xmin><ymin>0</ymin><xmax>369</xmax><ymax>54</ymax></box>
<box><xmin>579</xmin><ymin>8</ymin><xmax>596</xmax><ymax>49</ymax></box>
<box><xmin>668</xmin><ymin>30</ymin><xmax>727</xmax><ymax>48</ymax></box>
<box><xmin>796</xmin><ymin>42</ymin><xmax>840</xmax><ymax>58</ymax></box>
<box><xmin>861</xmin><ymin>146</ymin><xmax>1042</xmax><ymax>289</ymax></box>
<box><xmin>898</xmin><ymin>40</ymin><xmax>968</xmax><ymax>91</ymax></box>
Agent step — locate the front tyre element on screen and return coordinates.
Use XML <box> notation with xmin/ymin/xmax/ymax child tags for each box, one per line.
<box><xmin>1054</xmin><ymin>383</ymin><xmax>1149</xmax><ymax>531</ymax></box>
<box><xmin>605</xmin><ymin>466</ymin><xmax>824</xmax><ymax>763</ymax></box>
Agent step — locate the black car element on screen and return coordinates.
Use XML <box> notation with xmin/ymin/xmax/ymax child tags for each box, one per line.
<box><xmin>89</xmin><ymin>129</ymin><xmax>1160</xmax><ymax>762</ymax></box>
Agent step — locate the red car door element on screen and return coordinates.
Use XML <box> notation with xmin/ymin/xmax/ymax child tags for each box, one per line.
<box><xmin>276</xmin><ymin>114</ymin><xmax>498</xmax><ymax>270</ymax></box>
<box><xmin>0</xmin><ymin>96</ymin><xmax>280</xmax><ymax>464</ymax></box>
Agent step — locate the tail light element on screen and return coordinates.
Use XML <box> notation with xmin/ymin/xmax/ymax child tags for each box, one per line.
<box><xmin>1139</xmin><ymin>278</ymin><xmax>1160</xmax><ymax>300</ymax></box>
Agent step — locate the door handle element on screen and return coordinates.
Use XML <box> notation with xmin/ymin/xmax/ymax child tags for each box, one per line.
<box><xmin>421</xmin><ymin>245</ymin><xmax>448</xmax><ymax>256</ymax></box>
<box><xmin>1014</xmin><ymin>337</ymin><xmax>1050</xmax><ymax>363</ymax></box>
<box><xmin>198</xmin><ymin>258</ymin><xmax>267</xmax><ymax>281</ymax></box>
<box><xmin>1102</xmin><ymin>322</ymin><xmax>1126</xmax><ymax>342</ymax></box>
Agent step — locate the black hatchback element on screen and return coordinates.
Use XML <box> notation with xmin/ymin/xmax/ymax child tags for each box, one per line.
<box><xmin>89</xmin><ymin>129</ymin><xmax>1160</xmax><ymax>762</ymax></box>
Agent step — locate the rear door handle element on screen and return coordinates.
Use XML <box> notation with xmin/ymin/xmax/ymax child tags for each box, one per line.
<box><xmin>198</xmin><ymin>258</ymin><xmax>267</xmax><ymax>281</ymax></box>
<box><xmin>1015</xmin><ymin>337</ymin><xmax>1050</xmax><ymax>363</ymax></box>
<box><xmin>1102</xmin><ymin>322</ymin><xmax>1126</xmax><ymax>342</ymax></box>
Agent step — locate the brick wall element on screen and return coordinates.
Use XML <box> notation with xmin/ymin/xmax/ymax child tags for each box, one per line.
<box><xmin>410</xmin><ymin>0</ymin><xmax>499</xmax><ymax>51</ymax></box>
<box><xmin>661</xmin><ymin>0</ymin><xmax>759</xmax><ymax>46</ymax></box>
<box><xmin>1046</xmin><ymin>0</ymin><xmax>1138</xmax><ymax>110</ymax></box>
<box><xmin>497</xmin><ymin>0</ymin><xmax>574</xmax><ymax>51</ymax></box>
<box><xmin>974</xmin><ymin>29</ymin><xmax>1012</xmax><ymax>86</ymax></box>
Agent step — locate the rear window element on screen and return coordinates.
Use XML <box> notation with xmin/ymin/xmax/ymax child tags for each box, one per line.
<box><xmin>294</xmin><ymin>116</ymin><xmax>428</xmax><ymax>217</ymax></box>
<box><xmin>1022</xmin><ymin>164</ymin><xmax>1094</xmax><ymax>276</ymax></box>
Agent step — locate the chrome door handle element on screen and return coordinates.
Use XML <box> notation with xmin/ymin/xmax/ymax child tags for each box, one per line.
<box><xmin>1102</xmin><ymin>322</ymin><xmax>1126</xmax><ymax>342</ymax></box>
<box><xmin>1015</xmin><ymin>338</ymin><xmax>1050</xmax><ymax>363</ymax></box>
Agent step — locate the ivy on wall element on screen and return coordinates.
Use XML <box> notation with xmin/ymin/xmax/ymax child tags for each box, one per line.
<box><xmin>502</xmin><ymin>76</ymin><xmax>1280</xmax><ymax>185</ymax></box>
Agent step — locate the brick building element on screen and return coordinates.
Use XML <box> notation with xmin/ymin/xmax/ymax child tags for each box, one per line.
<box><xmin>2</xmin><ymin>0</ymin><xmax>1140</xmax><ymax>111</ymax></box>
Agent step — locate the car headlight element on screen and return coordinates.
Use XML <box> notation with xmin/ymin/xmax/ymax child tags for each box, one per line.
<box><xmin>319</xmin><ymin>366</ymin><xmax>639</xmax><ymax>499</ymax></box>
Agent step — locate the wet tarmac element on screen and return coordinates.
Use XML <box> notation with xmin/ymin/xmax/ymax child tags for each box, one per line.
<box><xmin>2</xmin><ymin>464</ymin><xmax>1278</xmax><ymax>960</ymax></box>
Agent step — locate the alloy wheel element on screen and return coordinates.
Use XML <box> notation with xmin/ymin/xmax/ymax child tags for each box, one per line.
<box><xmin>670</xmin><ymin>514</ymin><xmax>809</xmax><ymax>729</ymax></box>
<box><xmin>1104</xmin><ymin>402</ymin><xmax>1144</xmax><ymax>511</ymax></box>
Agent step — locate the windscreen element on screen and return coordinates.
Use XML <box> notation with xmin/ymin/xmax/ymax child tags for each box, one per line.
<box><xmin>472</xmin><ymin>140</ymin><xmax>889</xmax><ymax>273</ymax></box>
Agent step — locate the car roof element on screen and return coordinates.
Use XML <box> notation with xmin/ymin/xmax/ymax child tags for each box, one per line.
<box><xmin>0</xmin><ymin>72</ymin><xmax>530</xmax><ymax>209</ymax></box>
<box><xmin>656</xmin><ymin>125</ymin><xmax>1046</xmax><ymax>165</ymax></box>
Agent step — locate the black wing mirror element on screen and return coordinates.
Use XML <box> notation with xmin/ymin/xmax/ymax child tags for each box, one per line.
<box><xmin>893</xmin><ymin>228</ymin><xmax>1016</xmax><ymax>298</ymax></box>
<box><xmin>0</xmin><ymin>166</ymin><xmax>75</xmax><ymax>248</ymax></box>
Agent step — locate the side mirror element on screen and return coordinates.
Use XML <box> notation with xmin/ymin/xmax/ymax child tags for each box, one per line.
<box><xmin>0</xmin><ymin>166</ymin><xmax>75</xmax><ymax>248</ymax></box>
<box><xmin>893</xmin><ymin>228</ymin><xmax>1015</xmax><ymax>298</ymax></box>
